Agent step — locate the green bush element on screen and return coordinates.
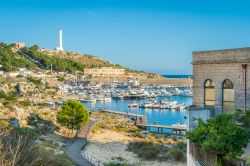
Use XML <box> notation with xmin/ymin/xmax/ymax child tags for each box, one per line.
<box><xmin>19</xmin><ymin>100</ymin><xmax>31</xmax><ymax>107</ymax></box>
<box><xmin>57</xmin><ymin>75</ymin><xmax>65</xmax><ymax>82</ymax></box>
<box><xmin>247</xmin><ymin>155</ymin><xmax>250</xmax><ymax>166</ymax></box>
<box><xmin>170</xmin><ymin>147</ymin><xmax>184</xmax><ymax>161</ymax></box>
<box><xmin>21</xmin><ymin>46</ymin><xmax>84</xmax><ymax>72</ymax></box>
<box><xmin>187</xmin><ymin>114</ymin><xmax>249</xmax><ymax>158</ymax></box>
<box><xmin>0</xmin><ymin>91</ymin><xmax>17</xmax><ymax>101</ymax></box>
<box><xmin>104</xmin><ymin>162</ymin><xmax>131</xmax><ymax>166</ymax></box>
<box><xmin>234</xmin><ymin>109</ymin><xmax>250</xmax><ymax>127</ymax></box>
<box><xmin>0</xmin><ymin>42</ymin><xmax>36</xmax><ymax>71</ymax></box>
<box><xmin>127</xmin><ymin>141</ymin><xmax>186</xmax><ymax>161</ymax></box>
<box><xmin>127</xmin><ymin>142</ymin><xmax>162</xmax><ymax>160</ymax></box>
<box><xmin>27</xmin><ymin>76</ymin><xmax>42</xmax><ymax>85</ymax></box>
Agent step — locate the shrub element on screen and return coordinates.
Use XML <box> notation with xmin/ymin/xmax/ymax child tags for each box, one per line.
<box><xmin>187</xmin><ymin>114</ymin><xmax>249</xmax><ymax>158</ymax></box>
<box><xmin>247</xmin><ymin>155</ymin><xmax>250</xmax><ymax>166</ymax></box>
<box><xmin>234</xmin><ymin>109</ymin><xmax>250</xmax><ymax>127</ymax></box>
<box><xmin>0</xmin><ymin>91</ymin><xmax>17</xmax><ymax>101</ymax></box>
<box><xmin>57</xmin><ymin>75</ymin><xmax>65</xmax><ymax>82</ymax></box>
<box><xmin>19</xmin><ymin>100</ymin><xmax>30</xmax><ymax>107</ymax></box>
<box><xmin>130</xmin><ymin>132</ymin><xmax>144</xmax><ymax>138</ymax></box>
<box><xmin>27</xmin><ymin>76</ymin><xmax>42</xmax><ymax>85</ymax></box>
<box><xmin>171</xmin><ymin>147</ymin><xmax>184</xmax><ymax>161</ymax></box>
<box><xmin>127</xmin><ymin>142</ymin><xmax>162</xmax><ymax>160</ymax></box>
<box><xmin>104</xmin><ymin>162</ymin><xmax>131</xmax><ymax>166</ymax></box>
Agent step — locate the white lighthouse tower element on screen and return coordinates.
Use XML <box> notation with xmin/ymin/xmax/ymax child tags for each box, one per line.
<box><xmin>56</xmin><ymin>29</ymin><xmax>64</xmax><ymax>51</ymax></box>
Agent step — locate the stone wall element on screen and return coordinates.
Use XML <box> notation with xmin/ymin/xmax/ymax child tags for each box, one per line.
<box><xmin>192</xmin><ymin>47</ymin><xmax>250</xmax><ymax>114</ymax></box>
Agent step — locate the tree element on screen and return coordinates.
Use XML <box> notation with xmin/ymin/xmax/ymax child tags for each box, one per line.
<box><xmin>187</xmin><ymin>114</ymin><xmax>249</xmax><ymax>158</ymax></box>
<box><xmin>56</xmin><ymin>100</ymin><xmax>89</xmax><ymax>132</ymax></box>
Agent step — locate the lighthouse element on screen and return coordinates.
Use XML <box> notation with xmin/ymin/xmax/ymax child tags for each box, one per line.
<box><xmin>56</xmin><ymin>29</ymin><xmax>64</xmax><ymax>51</ymax></box>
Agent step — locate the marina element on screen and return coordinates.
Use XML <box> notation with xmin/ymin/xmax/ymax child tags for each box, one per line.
<box><xmin>84</xmin><ymin>94</ymin><xmax>192</xmax><ymax>132</ymax></box>
<box><xmin>91</xmin><ymin>109</ymin><xmax>187</xmax><ymax>135</ymax></box>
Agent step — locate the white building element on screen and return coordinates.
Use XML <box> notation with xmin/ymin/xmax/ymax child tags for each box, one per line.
<box><xmin>84</xmin><ymin>67</ymin><xmax>125</xmax><ymax>76</ymax></box>
<box><xmin>55</xmin><ymin>30</ymin><xmax>64</xmax><ymax>51</ymax></box>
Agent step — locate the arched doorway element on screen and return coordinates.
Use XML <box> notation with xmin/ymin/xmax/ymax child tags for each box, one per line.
<box><xmin>222</xmin><ymin>79</ymin><xmax>234</xmax><ymax>114</ymax></box>
<box><xmin>204</xmin><ymin>79</ymin><xmax>215</xmax><ymax>107</ymax></box>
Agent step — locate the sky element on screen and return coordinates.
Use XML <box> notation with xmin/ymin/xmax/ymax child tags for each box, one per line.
<box><xmin>1</xmin><ymin>0</ymin><xmax>250</xmax><ymax>74</ymax></box>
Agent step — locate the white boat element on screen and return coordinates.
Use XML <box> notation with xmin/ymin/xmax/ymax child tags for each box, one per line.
<box><xmin>104</xmin><ymin>97</ymin><xmax>112</xmax><ymax>102</ymax></box>
<box><xmin>82</xmin><ymin>97</ymin><xmax>96</xmax><ymax>103</ymax></box>
<box><xmin>139</xmin><ymin>102</ymin><xmax>153</xmax><ymax>108</ymax></box>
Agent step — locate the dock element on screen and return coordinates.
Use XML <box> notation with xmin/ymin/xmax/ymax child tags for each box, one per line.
<box><xmin>91</xmin><ymin>109</ymin><xmax>187</xmax><ymax>135</ymax></box>
<box><xmin>137</xmin><ymin>124</ymin><xmax>187</xmax><ymax>133</ymax></box>
<box><xmin>94</xmin><ymin>109</ymin><xmax>148</xmax><ymax>125</ymax></box>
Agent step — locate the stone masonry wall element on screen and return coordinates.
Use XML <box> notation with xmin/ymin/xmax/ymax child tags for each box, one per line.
<box><xmin>192</xmin><ymin>47</ymin><xmax>250</xmax><ymax>114</ymax></box>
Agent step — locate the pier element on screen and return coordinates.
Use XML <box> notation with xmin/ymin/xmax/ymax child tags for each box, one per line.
<box><xmin>91</xmin><ymin>109</ymin><xmax>187</xmax><ymax>135</ymax></box>
<box><xmin>93</xmin><ymin>109</ymin><xmax>148</xmax><ymax>125</ymax></box>
<box><xmin>137</xmin><ymin>123</ymin><xmax>187</xmax><ymax>135</ymax></box>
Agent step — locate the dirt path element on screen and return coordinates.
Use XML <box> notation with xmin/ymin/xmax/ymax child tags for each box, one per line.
<box><xmin>64</xmin><ymin>120</ymin><xmax>99</xmax><ymax>166</ymax></box>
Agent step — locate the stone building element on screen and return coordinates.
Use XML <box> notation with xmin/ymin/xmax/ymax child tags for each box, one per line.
<box><xmin>15</xmin><ymin>42</ymin><xmax>25</xmax><ymax>49</ymax></box>
<box><xmin>84</xmin><ymin>67</ymin><xmax>125</xmax><ymax>76</ymax></box>
<box><xmin>187</xmin><ymin>47</ymin><xmax>250</xmax><ymax>166</ymax></box>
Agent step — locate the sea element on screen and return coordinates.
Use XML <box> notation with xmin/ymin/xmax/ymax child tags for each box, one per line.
<box><xmin>84</xmin><ymin>95</ymin><xmax>192</xmax><ymax>132</ymax></box>
<box><xmin>83</xmin><ymin>75</ymin><xmax>193</xmax><ymax>133</ymax></box>
<box><xmin>162</xmin><ymin>75</ymin><xmax>192</xmax><ymax>79</ymax></box>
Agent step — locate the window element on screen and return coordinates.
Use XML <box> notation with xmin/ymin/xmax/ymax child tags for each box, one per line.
<box><xmin>204</xmin><ymin>79</ymin><xmax>215</xmax><ymax>107</ymax></box>
<box><xmin>222</xmin><ymin>79</ymin><xmax>235</xmax><ymax>114</ymax></box>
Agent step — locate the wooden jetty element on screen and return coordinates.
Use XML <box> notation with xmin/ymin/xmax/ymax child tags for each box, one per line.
<box><xmin>136</xmin><ymin>123</ymin><xmax>187</xmax><ymax>134</ymax></box>
<box><xmin>95</xmin><ymin>109</ymin><xmax>148</xmax><ymax>125</ymax></box>
<box><xmin>91</xmin><ymin>109</ymin><xmax>187</xmax><ymax>135</ymax></box>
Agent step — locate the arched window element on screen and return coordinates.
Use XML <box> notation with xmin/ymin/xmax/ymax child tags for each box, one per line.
<box><xmin>204</xmin><ymin>79</ymin><xmax>215</xmax><ymax>107</ymax></box>
<box><xmin>222</xmin><ymin>79</ymin><xmax>235</xmax><ymax>114</ymax></box>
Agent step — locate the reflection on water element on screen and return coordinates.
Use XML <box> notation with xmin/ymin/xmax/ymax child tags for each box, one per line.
<box><xmin>83</xmin><ymin>96</ymin><xmax>192</xmax><ymax>126</ymax></box>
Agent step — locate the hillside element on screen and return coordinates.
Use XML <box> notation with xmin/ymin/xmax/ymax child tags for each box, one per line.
<box><xmin>0</xmin><ymin>43</ymin><xmax>37</xmax><ymax>71</ymax></box>
<box><xmin>0</xmin><ymin>42</ymin><xmax>139</xmax><ymax>73</ymax></box>
<box><xmin>20</xmin><ymin>45</ymin><xmax>84</xmax><ymax>72</ymax></box>
<box><xmin>40</xmin><ymin>49</ymin><xmax>138</xmax><ymax>73</ymax></box>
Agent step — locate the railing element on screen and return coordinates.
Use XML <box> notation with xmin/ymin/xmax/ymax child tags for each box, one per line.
<box><xmin>190</xmin><ymin>143</ymin><xmax>217</xmax><ymax>166</ymax></box>
<box><xmin>189</xmin><ymin>143</ymin><xmax>248</xmax><ymax>166</ymax></box>
<box><xmin>81</xmin><ymin>119</ymin><xmax>103</xmax><ymax>166</ymax></box>
<box><xmin>82</xmin><ymin>152</ymin><xmax>104</xmax><ymax>166</ymax></box>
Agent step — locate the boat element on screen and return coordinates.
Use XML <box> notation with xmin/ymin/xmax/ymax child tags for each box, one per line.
<box><xmin>81</xmin><ymin>97</ymin><xmax>96</xmax><ymax>103</ymax></box>
<box><xmin>104</xmin><ymin>97</ymin><xmax>112</xmax><ymax>102</ymax></box>
<box><xmin>139</xmin><ymin>102</ymin><xmax>153</xmax><ymax>108</ymax></box>
<box><xmin>128</xmin><ymin>103</ymin><xmax>138</xmax><ymax>108</ymax></box>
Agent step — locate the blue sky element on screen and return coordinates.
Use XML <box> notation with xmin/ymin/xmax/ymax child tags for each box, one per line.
<box><xmin>1</xmin><ymin>0</ymin><xmax>250</xmax><ymax>74</ymax></box>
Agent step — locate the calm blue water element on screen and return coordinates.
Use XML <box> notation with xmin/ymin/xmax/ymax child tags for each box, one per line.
<box><xmin>83</xmin><ymin>96</ymin><xmax>192</xmax><ymax>127</ymax></box>
<box><xmin>163</xmin><ymin>75</ymin><xmax>192</xmax><ymax>78</ymax></box>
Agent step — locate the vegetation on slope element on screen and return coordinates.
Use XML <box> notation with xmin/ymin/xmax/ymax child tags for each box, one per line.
<box><xmin>42</xmin><ymin>50</ymin><xmax>141</xmax><ymax>73</ymax></box>
<box><xmin>0</xmin><ymin>41</ymin><xmax>150</xmax><ymax>74</ymax></box>
<box><xmin>0</xmin><ymin>121</ymin><xmax>74</xmax><ymax>166</ymax></box>
<box><xmin>21</xmin><ymin>45</ymin><xmax>84</xmax><ymax>72</ymax></box>
<box><xmin>0</xmin><ymin>43</ymin><xmax>36</xmax><ymax>71</ymax></box>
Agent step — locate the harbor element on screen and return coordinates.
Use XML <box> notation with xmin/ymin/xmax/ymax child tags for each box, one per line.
<box><xmin>84</xmin><ymin>94</ymin><xmax>192</xmax><ymax>132</ymax></box>
<box><xmin>92</xmin><ymin>109</ymin><xmax>187</xmax><ymax>135</ymax></box>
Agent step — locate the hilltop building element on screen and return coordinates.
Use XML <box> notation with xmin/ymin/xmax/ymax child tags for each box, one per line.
<box><xmin>15</xmin><ymin>42</ymin><xmax>25</xmax><ymax>49</ymax></box>
<box><xmin>84</xmin><ymin>67</ymin><xmax>125</xmax><ymax>76</ymax></box>
<box><xmin>55</xmin><ymin>30</ymin><xmax>64</xmax><ymax>51</ymax></box>
<box><xmin>187</xmin><ymin>47</ymin><xmax>250</xmax><ymax>166</ymax></box>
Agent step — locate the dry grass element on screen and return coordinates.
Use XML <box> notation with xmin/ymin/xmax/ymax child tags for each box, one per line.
<box><xmin>92</xmin><ymin>112</ymin><xmax>140</xmax><ymax>133</ymax></box>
